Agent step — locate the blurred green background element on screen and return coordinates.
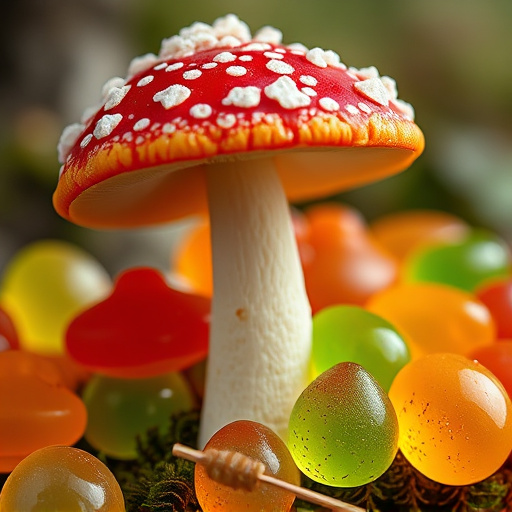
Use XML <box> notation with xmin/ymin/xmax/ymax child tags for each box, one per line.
<box><xmin>1</xmin><ymin>0</ymin><xmax>511</xmax><ymax>276</ymax></box>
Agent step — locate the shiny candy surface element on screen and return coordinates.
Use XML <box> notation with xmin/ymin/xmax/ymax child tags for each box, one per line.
<box><xmin>0</xmin><ymin>446</ymin><xmax>125</xmax><ymax>512</ymax></box>
<box><xmin>82</xmin><ymin>372</ymin><xmax>195</xmax><ymax>459</ymax></box>
<box><xmin>0</xmin><ymin>240</ymin><xmax>111</xmax><ymax>355</ymax></box>
<box><xmin>302</xmin><ymin>203</ymin><xmax>398</xmax><ymax>313</ymax></box>
<box><xmin>288</xmin><ymin>362</ymin><xmax>398</xmax><ymax>487</ymax></box>
<box><xmin>389</xmin><ymin>353</ymin><xmax>512</xmax><ymax>486</ymax></box>
<box><xmin>476</xmin><ymin>278</ymin><xmax>512</xmax><ymax>340</ymax></box>
<box><xmin>0</xmin><ymin>351</ymin><xmax>87</xmax><ymax>472</ymax></box>
<box><xmin>195</xmin><ymin>420</ymin><xmax>300</xmax><ymax>512</ymax></box>
<box><xmin>367</xmin><ymin>282</ymin><xmax>495</xmax><ymax>360</ymax></box>
<box><xmin>312</xmin><ymin>305</ymin><xmax>410</xmax><ymax>391</ymax></box>
<box><xmin>470</xmin><ymin>341</ymin><xmax>512</xmax><ymax>398</ymax></box>
<box><xmin>66</xmin><ymin>267</ymin><xmax>210</xmax><ymax>378</ymax></box>
<box><xmin>403</xmin><ymin>230</ymin><xmax>512</xmax><ymax>292</ymax></box>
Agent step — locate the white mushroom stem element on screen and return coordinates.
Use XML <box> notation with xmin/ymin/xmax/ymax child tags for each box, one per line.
<box><xmin>199</xmin><ymin>157</ymin><xmax>312</xmax><ymax>448</ymax></box>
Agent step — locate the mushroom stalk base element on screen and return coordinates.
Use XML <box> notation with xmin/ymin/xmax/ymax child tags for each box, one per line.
<box><xmin>199</xmin><ymin>158</ymin><xmax>312</xmax><ymax>447</ymax></box>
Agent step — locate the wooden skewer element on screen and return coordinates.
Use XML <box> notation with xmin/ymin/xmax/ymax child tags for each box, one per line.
<box><xmin>172</xmin><ymin>443</ymin><xmax>365</xmax><ymax>512</ymax></box>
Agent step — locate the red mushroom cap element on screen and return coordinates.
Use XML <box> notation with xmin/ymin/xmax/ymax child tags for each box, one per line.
<box><xmin>65</xmin><ymin>267</ymin><xmax>210</xmax><ymax>378</ymax></box>
<box><xmin>54</xmin><ymin>15</ymin><xmax>424</xmax><ymax>229</ymax></box>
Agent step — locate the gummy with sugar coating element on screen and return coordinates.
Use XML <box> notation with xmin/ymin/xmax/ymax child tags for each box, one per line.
<box><xmin>0</xmin><ymin>445</ymin><xmax>125</xmax><ymax>511</ymax></box>
<box><xmin>389</xmin><ymin>352</ymin><xmax>512</xmax><ymax>486</ymax></box>
<box><xmin>0</xmin><ymin>350</ymin><xmax>87</xmax><ymax>472</ymax></box>
<box><xmin>195</xmin><ymin>420</ymin><xmax>300</xmax><ymax>512</ymax></box>
<box><xmin>288</xmin><ymin>362</ymin><xmax>398</xmax><ymax>487</ymax></box>
<box><xmin>367</xmin><ymin>282</ymin><xmax>495</xmax><ymax>361</ymax></box>
<box><xmin>0</xmin><ymin>239</ymin><xmax>111</xmax><ymax>355</ymax></box>
<box><xmin>312</xmin><ymin>304</ymin><xmax>410</xmax><ymax>392</ymax></box>
<box><xmin>82</xmin><ymin>371</ymin><xmax>195</xmax><ymax>459</ymax></box>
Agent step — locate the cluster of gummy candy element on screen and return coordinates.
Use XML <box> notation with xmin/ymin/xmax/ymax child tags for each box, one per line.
<box><xmin>1</xmin><ymin>203</ymin><xmax>512</xmax><ymax>511</ymax></box>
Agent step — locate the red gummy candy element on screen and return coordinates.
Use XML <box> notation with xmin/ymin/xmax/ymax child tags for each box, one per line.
<box><xmin>66</xmin><ymin>267</ymin><xmax>210</xmax><ymax>378</ymax></box>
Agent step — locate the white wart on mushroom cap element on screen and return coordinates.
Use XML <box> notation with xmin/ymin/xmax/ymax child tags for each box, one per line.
<box><xmin>54</xmin><ymin>14</ymin><xmax>423</xmax><ymax>228</ymax></box>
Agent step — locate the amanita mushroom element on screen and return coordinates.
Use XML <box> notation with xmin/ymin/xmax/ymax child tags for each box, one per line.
<box><xmin>54</xmin><ymin>14</ymin><xmax>424</xmax><ymax>446</ymax></box>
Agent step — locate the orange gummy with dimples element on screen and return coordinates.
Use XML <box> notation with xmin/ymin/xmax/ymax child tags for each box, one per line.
<box><xmin>389</xmin><ymin>353</ymin><xmax>512</xmax><ymax>486</ymax></box>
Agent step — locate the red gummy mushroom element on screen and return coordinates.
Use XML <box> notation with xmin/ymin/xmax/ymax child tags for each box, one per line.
<box><xmin>53</xmin><ymin>15</ymin><xmax>424</xmax><ymax>446</ymax></box>
<box><xmin>65</xmin><ymin>267</ymin><xmax>210</xmax><ymax>379</ymax></box>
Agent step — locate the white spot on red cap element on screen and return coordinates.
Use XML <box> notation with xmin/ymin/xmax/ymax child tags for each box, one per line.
<box><xmin>128</xmin><ymin>53</ymin><xmax>158</xmax><ymax>78</ymax></box>
<box><xmin>93</xmin><ymin>114</ymin><xmax>123</xmax><ymax>139</ymax></box>
<box><xmin>306</xmin><ymin>48</ymin><xmax>327</xmax><ymax>68</ymax></box>
<box><xmin>319</xmin><ymin>97</ymin><xmax>340</xmax><ymax>112</ymax></box>
<box><xmin>287</xmin><ymin>42</ymin><xmax>309</xmax><ymax>53</ymax></box>
<box><xmin>153</xmin><ymin>84</ymin><xmax>191</xmax><ymax>109</ymax></box>
<box><xmin>299</xmin><ymin>75</ymin><xmax>317</xmax><ymax>87</ymax></box>
<box><xmin>301</xmin><ymin>87</ymin><xmax>316</xmax><ymax>97</ymax></box>
<box><xmin>183</xmin><ymin>69</ymin><xmax>202</xmax><ymax>80</ymax></box>
<box><xmin>354</xmin><ymin>77</ymin><xmax>389</xmax><ymax>106</ymax></box>
<box><xmin>190</xmin><ymin>104</ymin><xmax>212</xmax><ymax>119</ymax></box>
<box><xmin>381</xmin><ymin>76</ymin><xmax>398</xmax><ymax>100</ymax></box>
<box><xmin>162</xmin><ymin>123</ymin><xmax>176</xmax><ymax>133</ymax></box>
<box><xmin>216</xmin><ymin>113</ymin><xmax>237</xmax><ymax>128</ymax></box>
<box><xmin>57</xmin><ymin>123</ymin><xmax>83</xmax><ymax>163</ymax></box>
<box><xmin>213</xmin><ymin>51</ymin><xmax>237</xmax><ymax>63</ymax></box>
<box><xmin>137</xmin><ymin>76</ymin><xmax>154</xmax><ymax>87</ymax></box>
<box><xmin>80</xmin><ymin>133</ymin><xmax>93</xmax><ymax>148</ymax></box>
<box><xmin>243</xmin><ymin>42</ymin><xmax>272</xmax><ymax>51</ymax></box>
<box><xmin>102</xmin><ymin>77</ymin><xmax>125</xmax><ymax>98</ymax></box>
<box><xmin>393</xmin><ymin>98</ymin><xmax>415</xmax><ymax>120</ymax></box>
<box><xmin>264</xmin><ymin>76</ymin><xmax>311</xmax><ymax>109</ymax></box>
<box><xmin>133</xmin><ymin>118</ymin><xmax>150</xmax><ymax>131</ymax></box>
<box><xmin>254</xmin><ymin>25</ymin><xmax>282</xmax><ymax>44</ymax></box>
<box><xmin>358</xmin><ymin>102</ymin><xmax>372</xmax><ymax>114</ymax></box>
<box><xmin>226</xmin><ymin>65</ymin><xmax>247</xmax><ymax>77</ymax></box>
<box><xmin>266</xmin><ymin>59</ymin><xmax>294</xmax><ymax>75</ymax></box>
<box><xmin>153</xmin><ymin>62</ymin><xmax>168</xmax><ymax>71</ymax></box>
<box><xmin>166</xmin><ymin>62</ymin><xmax>184</xmax><ymax>72</ymax></box>
<box><xmin>104</xmin><ymin>85</ymin><xmax>131</xmax><ymax>111</ymax></box>
<box><xmin>222</xmin><ymin>86</ymin><xmax>261</xmax><ymax>108</ymax></box>
<box><xmin>202</xmin><ymin>62</ymin><xmax>218</xmax><ymax>69</ymax></box>
<box><xmin>238</xmin><ymin>55</ymin><xmax>253</xmax><ymax>62</ymax></box>
<box><xmin>346</xmin><ymin>104</ymin><xmax>360</xmax><ymax>115</ymax></box>
<box><xmin>264</xmin><ymin>51</ymin><xmax>284</xmax><ymax>60</ymax></box>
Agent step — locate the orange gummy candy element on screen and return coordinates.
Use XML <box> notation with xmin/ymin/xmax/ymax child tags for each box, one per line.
<box><xmin>0</xmin><ymin>351</ymin><xmax>87</xmax><ymax>472</ymax></box>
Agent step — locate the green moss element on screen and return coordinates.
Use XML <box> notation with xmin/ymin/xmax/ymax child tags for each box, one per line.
<box><xmin>111</xmin><ymin>409</ymin><xmax>200</xmax><ymax>512</ymax></box>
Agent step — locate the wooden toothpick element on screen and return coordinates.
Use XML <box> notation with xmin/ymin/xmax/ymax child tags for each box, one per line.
<box><xmin>172</xmin><ymin>443</ymin><xmax>365</xmax><ymax>512</ymax></box>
